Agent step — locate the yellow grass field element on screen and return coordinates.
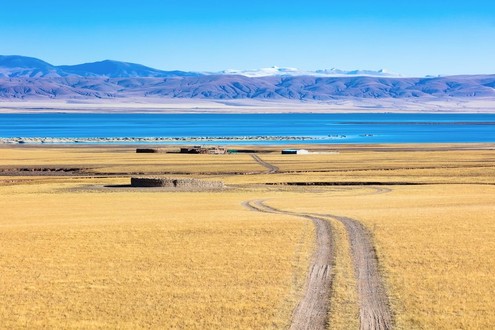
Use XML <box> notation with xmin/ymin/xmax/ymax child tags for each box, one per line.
<box><xmin>0</xmin><ymin>182</ymin><xmax>314</xmax><ymax>329</ymax></box>
<box><xmin>0</xmin><ymin>147</ymin><xmax>265</xmax><ymax>174</ymax></box>
<box><xmin>270</xmin><ymin>185</ymin><xmax>495</xmax><ymax>329</ymax></box>
<box><xmin>1</xmin><ymin>145</ymin><xmax>494</xmax><ymax>329</ymax></box>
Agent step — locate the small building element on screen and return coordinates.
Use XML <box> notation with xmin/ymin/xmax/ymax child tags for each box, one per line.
<box><xmin>180</xmin><ymin>146</ymin><xmax>227</xmax><ymax>155</ymax></box>
<box><xmin>206</xmin><ymin>146</ymin><xmax>227</xmax><ymax>155</ymax></box>
<box><xmin>180</xmin><ymin>146</ymin><xmax>202</xmax><ymax>154</ymax></box>
<box><xmin>281</xmin><ymin>149</ymin><xmax>309</xmax><ymax>155</ymax></box>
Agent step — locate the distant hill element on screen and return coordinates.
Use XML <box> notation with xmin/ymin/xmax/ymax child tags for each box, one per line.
<box><xmin>0</xmin><ymin>55</ymin><xmax>494</xmax><ymax>100</ymax></box>
<box><xmin>0</xmin><ymin>55</ymin><xmax>200</xmax><ymax>79</ymax></box>
<box><xmin>58</xmin><ymin>60</ymin><xmax>199</xmax><ymax>78</ymax></box>
<box><xmin>0</xmin><ymin>55</ymin><xmax>61</xmax><ymax>78</ymax></box>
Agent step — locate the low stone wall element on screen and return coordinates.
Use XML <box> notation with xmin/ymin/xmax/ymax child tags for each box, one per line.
<box><xmin>136</xmin><ymin>148</ymin><xmax>164</xmax><ymax>153</ymax></box>
<box><xmin>131</xmin><ymin>177</ymin><xmax>224</xmax><ymax>190</ymax></box>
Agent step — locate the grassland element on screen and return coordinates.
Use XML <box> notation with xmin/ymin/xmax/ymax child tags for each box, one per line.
<box><xmin>0</xmin><ymin>183</ymin><xmax>315</xmax><ymax>328</ymax></box>
<box><xmin>1</xmin><ymin>144</ymin><xmax>494</xmax><ymax>329</ymax></box>
<box><xmin>0</xmin><ymin>147</ymin><xmax>265</xmax><ymax>174</ymax></box>
<box><xmin>270</xmin><ymin>185</ymin><xmax>495</xmax><ymax>329</ymax></box>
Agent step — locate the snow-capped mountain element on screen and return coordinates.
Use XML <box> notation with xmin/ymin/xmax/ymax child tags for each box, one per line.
<box><xmin>0</xmin><ymin>55</ymin><xmax>401</xmax><ymax>79</ymax></box>
<box><xmin>1</xmin><ymin>55</ymin><xmax>494</xmax><ymax>101</ymax></box>
<box><xmin>211</xmin><ymin>66</ymin><xmax>401</xmax><ymax>77</ymax></box>
<box><xmin>314</xmin><ymin>68</ymin><xmax>400</xmax><ymax>77</ymax></box>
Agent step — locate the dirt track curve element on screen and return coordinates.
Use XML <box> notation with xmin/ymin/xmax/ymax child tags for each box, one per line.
<box><xmin>243</xmin><ymin>200</ymin><xmax>333</xmax><ymax>330</ymax></box>
<box><xmin>250</xmin><ymin>155</ymin><xmax>280</xmax><ymax>173</ymax></box>
<box><xmin>243</xmin><ymin>199</ymin><xmax>394</xmax><ymax>330</ymax></box>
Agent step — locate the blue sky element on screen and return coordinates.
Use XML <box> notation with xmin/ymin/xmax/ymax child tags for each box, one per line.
<box><xmin>1</xmin><ymin>0</ymin><xmax>494</xmax><ymax>76</ymax></box>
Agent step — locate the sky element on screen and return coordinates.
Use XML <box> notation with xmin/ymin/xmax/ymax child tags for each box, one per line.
<box><xmin>1</xmin><ymin>0</ymin><xmax>494</xmax><ymax>76</ymax></box>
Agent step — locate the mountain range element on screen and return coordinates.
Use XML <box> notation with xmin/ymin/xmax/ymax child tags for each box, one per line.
<box><xmin>0</xmin><ymin>55</ymin><xmax>199</xmax><ymax>78</ymax></box>
<box><xmin>212</xmin><ymin>67</ymin><xmax>399</xmax><ymax>78</ymax></box>
<box><xmin>1</xmin><ymin>55</ymin><xmax>494</xmax><ymax>101</ymax></box>
<box><xmin>0</xmin><ymin>55</ymin><xmax>400</xmax><ymax>78</ymax></box>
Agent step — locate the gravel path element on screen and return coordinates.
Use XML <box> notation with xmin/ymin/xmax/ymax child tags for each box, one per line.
<box><xmin>243</xmin><ymin>199</ymin><xmax>333</xmax><ymax>330</ymax></box>
<box><xmin>250</xmin><ymin>154</ymin><xmax>280</xmax><ymax>173</ymax></box>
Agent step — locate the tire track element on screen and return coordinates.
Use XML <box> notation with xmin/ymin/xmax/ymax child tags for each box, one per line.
<box><xmin>321</xmin><ymin>214</ymin><xmax>394</xmax><ymax>330</ymax></box>
<box><xmin>243</xmin><ymin>200</ymin><xmax>333</xmax><ymax>330</ymax></box>
<box><xmin>243</xmin><ymin>199</ymin><xmax>394</xmax><ymax>330</ymax></box>
<box><xmin>251</xmin><ymin>154</ymin><xmax>279</xmax><ymax>173</ymax></box>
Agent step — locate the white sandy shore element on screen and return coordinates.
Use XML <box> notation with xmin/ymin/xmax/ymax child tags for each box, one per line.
<box><xmin>1</xmin><ymin>97</ymin><xmax>495</xmax><ymax>113</ymax></box>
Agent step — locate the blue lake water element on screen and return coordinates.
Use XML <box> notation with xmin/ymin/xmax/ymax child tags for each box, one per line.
<box><xmin>1</xmin><ymin>113</ymin><xmax>495</xmax><ymax>144</ymax></box>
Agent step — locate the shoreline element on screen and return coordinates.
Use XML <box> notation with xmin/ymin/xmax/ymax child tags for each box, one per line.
<box><xmin>0</xmin><ymin>136</ymin><xmax>327</xmax><ymax>145</ymax></box>
<box><xmin>1</xmin><ymin>98</ymin><xmax>495</xmax><ymax>114</ymax></box>
<box><xmin>1</xmin><ymin>142</ymin><xmax>494</xmax><ymax>150</ymax></box>
<box><xmin>2</xmin><ymin>136</ymin><xmax>495</xmax><ymax>146</ymax></box>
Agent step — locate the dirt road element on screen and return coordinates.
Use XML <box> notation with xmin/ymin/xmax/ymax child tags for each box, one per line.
<box><xmin>322</xmin><ymin>214</ymin><xmax>394</xmax><ymax>330</ymax></box>
<box><xmin>243</xmin><ymin>199</ymin><xmax>394</xmax><ymax>330</ymax></box>
<box><xmin>243</xmin><ymin>200</ymin><xmax>333</xmax><ymax>330</ymax></box>
<box><xmin>250</xmin><ymin>154</ymin><xmax>279</xmax><ymax>173</ymax></box>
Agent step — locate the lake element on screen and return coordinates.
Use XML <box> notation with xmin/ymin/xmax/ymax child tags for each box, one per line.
<box><xmin>1</xmin><ymin>113</ymin><xmax>495</xmax><ymax>144</ymax></box>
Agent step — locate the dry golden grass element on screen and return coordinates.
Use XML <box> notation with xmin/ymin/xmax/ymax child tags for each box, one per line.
<box><xmin>253</xmin><ymin>150</ymin><xmax>495</xmax><ymax>184</ymax></box>
<box><xmin>2</xmin><ymin>146</ymin><xmax>495</xmax><ymax>184</ymax></box>
<box><xmin>0</xmin><ymin>183</ymin><xmax>314</xmax><ymax>329</ymax></box>
<box><xmin>259</xmin><ymin>149</ymin><xmax>495</xmax><ymax>173</ymax></box>
<box><xmin>1</xmin><ymin>145</ymin><xmax>495</xmax><ymax>329</ymax></box>
<box><xmin>0</xmin><ymin>147</ymin><xmax>265</xmax><ymax>174</ymax></box>
<box><xmin>270</xmin><ymin>185</ymin><xmax>495</xmax><ymax>330</ymax></box>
